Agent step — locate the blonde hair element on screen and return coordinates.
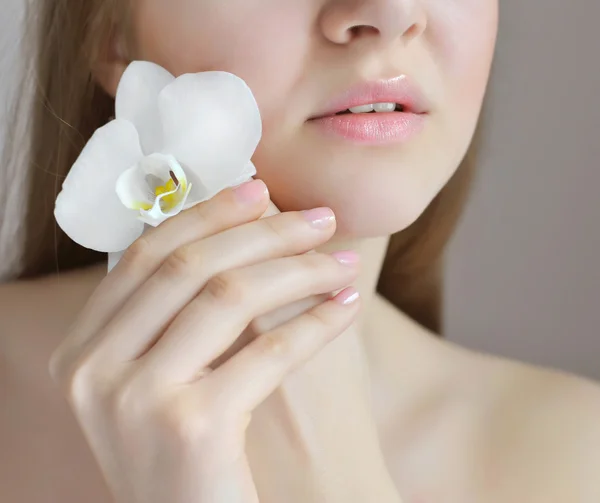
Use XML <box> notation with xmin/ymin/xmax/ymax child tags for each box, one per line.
<box><xmin>2</xmin><ymin>0</ymin><xmax>482</xmax><ymax>333</ymax></box>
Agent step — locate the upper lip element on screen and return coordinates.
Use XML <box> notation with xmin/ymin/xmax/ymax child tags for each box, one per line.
<box><xmin>310</xmin><ymin>76</ymin><xmax>429</xmax><ymax>119</ymax></box>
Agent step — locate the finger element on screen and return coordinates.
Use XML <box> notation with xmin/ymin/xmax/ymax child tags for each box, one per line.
<box><xmin>54</xmin><ymin>180</ymin><xmax>269</xmax><ymax>360</ymax></box>
<box><xmin>96</xmin><ymin>208</ymin><xmax>338</xmax><ymax>362</ymax></box>
<box><xmin>136</xmin><ymin>251</ymin><xmax>360</xmax><ymax>383</ymax></box>
<box><xmin>205</xmin><ymin>287</ymin><xmax>361</xmax><ymax>414</ymax></box>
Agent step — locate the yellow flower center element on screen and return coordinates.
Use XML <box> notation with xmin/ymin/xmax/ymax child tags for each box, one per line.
<box><xmin>155</xmin><ymin>178</ymin><xmax>177</xmax><ymax>203</ymax></box>
<box><xmin>132</xmin><ymin>174</ymin><xmax>187</xmax><ymax>212</ymax></box>
<box><xmin>155</xmin><ymin>172</ymin><xmax>187</xmax><ymax>211</ymax></box>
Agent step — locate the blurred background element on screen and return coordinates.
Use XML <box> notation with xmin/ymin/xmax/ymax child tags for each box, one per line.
<box><xmin>445</xmin><ymin>0</ymin><xmax>600</xmax><ymax>380</ymax></box>
<box><xmin>1</xmin><ymin>0</ymin><xmax>598</xmax><ymax>379</ymax></box>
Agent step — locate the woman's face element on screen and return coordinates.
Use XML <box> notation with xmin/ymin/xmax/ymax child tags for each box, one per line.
<box><xmin>129</xmin><ymin>0</ymin><xmax>498</xmax><ymax>237</ymax></box>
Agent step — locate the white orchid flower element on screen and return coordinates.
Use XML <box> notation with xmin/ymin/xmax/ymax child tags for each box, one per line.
<box><xmin>55</xmin><ymin>61</ymin><xmax>262</xmax><ymax>269</ymax></box>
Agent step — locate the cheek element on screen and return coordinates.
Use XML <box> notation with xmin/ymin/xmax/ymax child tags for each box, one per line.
<box><xmin>129</xmin><ymin>0</ymin><xmax>499</xmax><ymax>238</ymax></box>
<box><xmin>420</xmin><ymin>0</ymin><xmax>497</xmax><ymax>183</ymax></box>
<box><xmin>133</xmin><ymin>0</ymin><xmax>310</xmax><ymax>121</ymax></box>
<box><xmin>432</xmin><ymin>1</ymin><xmax>498</xmax><ymax>114</ymax></box>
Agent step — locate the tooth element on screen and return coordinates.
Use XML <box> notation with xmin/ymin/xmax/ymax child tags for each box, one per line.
<box><xmin>349</xmin><ymin>104</ymin><xmax>374</xmax><ymax>113</ymax></box>
<box><xmin>373</xmin><ymin>103</ymin><xmax>396</xmax><ymax>112</ymax></box>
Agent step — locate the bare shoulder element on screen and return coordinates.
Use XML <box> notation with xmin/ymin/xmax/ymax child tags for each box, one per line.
<box><xmin>0</xmin><ymin>264</ymin><xmax>110</xmax><ymax>502</ymax></box>
<box><xmin>0</xmin><ymin>264</ymin><xmax>105</xmax><ymax>351</ymax></box>
<box><xmin>479</xmin><ymin>357</ymin><xmax>600</xmax><ymax>501</ymax></box>
<box><xmin>342</xmin><ymin>295</ymin><xmax>600</xmax><ymax>501</ymax></box>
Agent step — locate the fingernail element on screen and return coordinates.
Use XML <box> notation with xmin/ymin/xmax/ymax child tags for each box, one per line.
<box><xmin>302</xmin><ymin>207</ymin><xmax>335</xmax><ymax>229</ymax></box>
<box><xmin>233</xmin><ymin>179</ymin><xmax>268</xmax><ymax>205</ymax></box>
<box><xmin>330</xmin><ymin>250</ymin><xmax>360</xmax><ymax>266</ymax></box>
<box><xmin>334</xmin><ymin>287</ymin><xmax>360</xmax><ymax>306</ymax></box>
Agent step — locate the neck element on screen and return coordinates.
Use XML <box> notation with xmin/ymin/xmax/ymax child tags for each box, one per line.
<box><xmin>317</xmin><ymin>234</ymin><xmax>390</xmax><ymax>332</ymax></box>
<box><xmin>264</xmin><ymin>234</ymin><xmax>410</xmax><ymax>501</ymax></box>
<box><xmin>312</xmin><ymin>233</ymin><xmax>392</xmax><ymax>394</ymax></box>
<box><xmin>318</xmin><ymin>232</ymin><xmax>446</xmax><ymax>400</ymax></box>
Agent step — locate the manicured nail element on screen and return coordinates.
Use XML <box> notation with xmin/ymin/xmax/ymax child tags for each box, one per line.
<box><xmin>302</xmin><ymin>207</ymin><xmax>335</xmax><ymax>229</ymax></box>
<box><xmin>233</xmin><ymin>179</ymin><xmax>268</xmax><ymax>205</ymax></box>
<box><xmin>330</xmin><ymin>250</ymin><xmax>360</xmax><ymax>266</ymax></box>
<box><xmin>334</xmin><ymin>287</ymin><xmax>360</xmax><ymax>306</ymax></box>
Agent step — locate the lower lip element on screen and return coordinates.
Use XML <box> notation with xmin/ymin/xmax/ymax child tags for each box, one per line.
<box><xmin>309</xmin><ymin>112</ymin><xmax>426</xmax><ymax>145</ymax></box>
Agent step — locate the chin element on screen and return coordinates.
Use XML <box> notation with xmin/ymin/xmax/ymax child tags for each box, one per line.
<box><xmin>254</xmin><ymin>116</ymin><xmax>467</xmax><ymax>239</ymax></box>
<box><xmin>334</xmin><ymin>183</ymin><xmax>440</xmax><ymax>239</ymax></box>
<box><xmin>264</xmin><ymin>160</ymin><xmax>445</xmax><ymax>239</ymax></box>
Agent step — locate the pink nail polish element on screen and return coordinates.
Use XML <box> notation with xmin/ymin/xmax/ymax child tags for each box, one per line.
<box><xmin>334</xmin><ymin>287</ymin><xmax>360</xmax><ymax>306</ymax></box>
<box><xmin>331</xmin><ymin>250</ymin><xmax>360</xmax><ymax>266</ymax></box>
<box><xmin>233</xmin><ymin>180</ymin><xmax>268</xmax><ymax>205</ymax></box>
<box><xmin>302</xmin><ymin>207</ymin><xmax>335</xmax><ymax>229</ymax></box>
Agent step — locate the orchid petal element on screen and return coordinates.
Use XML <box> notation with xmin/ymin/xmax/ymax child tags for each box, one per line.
<box><xmin>139</xmin><ymin>153</ymin><xmax>187</xmax><ymax>183</ymax></box>
<box><xmin>115</xmin><ymin>61</ymin><xmax>175</xmax><ymax>155</ymax></box>
<box><xmin>115</xmin><ymin>165</ymin><xmax>154</xmax><ymax>210</ymax></box>
<box><xmin>230</xmin><ymin>161</ymin><xmax>257</xmax><ymax>188</ymax></box>
<box><xmin>108</xmin><ymin>251</ymin><xmax>125</xmax><ymax>273</ymax></box>
<box><xmin>54</xmin><ymin>120</ymin><xmax>145</xmax><ymax>253</ymax></box>
<box><xmin>158</xmin><ymin>71</ymin><xmax>262</xmax><ymax>194</ymax></box>
<box><xmin>183</xmin><ymin>162</ymin><xmax>256</xmax><ymax>210</ymax></box>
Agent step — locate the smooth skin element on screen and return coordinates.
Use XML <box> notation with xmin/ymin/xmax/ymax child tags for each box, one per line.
<box><xmin>2</xmin><ymin>0</ymin><xmax>600</xmax><ymax>502</ymax></box>
<box><xmin>3</xmin><ymin>187</ymin><xmax>600</xmax><ymax>503</ymax></box>
<box><xmin>49</xmin><ymin>180</ymin><xmax>367</xmax><ymax>503</ymax></box>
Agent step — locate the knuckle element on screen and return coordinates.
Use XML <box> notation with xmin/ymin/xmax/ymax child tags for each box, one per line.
<box><xmin>60</xmin><ymin>358</ymin><xmax>103</xmax><ymax>410</ymax></box>
<box><xmin>48</xmin><ymin>345</ymin><xmax>71</xmax><ymax>385</ymax></box>
<box><xmin>303</xmin><ymin>253</ymin><xmax>344</xmax><ymax>279</ymax></box>
<box><xmin>108</xmin><ymin>378</ymin><xmax>148</xmax><ymax>423</ymax></box>
<box><xmin>308</xmin><ymin>253</ymin><xmax>333</xmax><ymax>270</ymax></box>
<box><xmin>204</xmin><ymin>272</ymin><xmax>247</xmax><ymax>306</ymax></box>
<box><xmin>158</xmin><ymin>397</ymin><xmax>214</xmax><ymax>444</ymax></box>
<box><xmin>256</xmin><ymin>331</ymin><xmax>288</xmax><ymax>357</ymax></box>
<box><xmin>120</xmin><ymin>235</ymin><xmax>154</xmax><ymax>270</ymax></box>
<box><xmin>48</xmin><ymin>330</ymin><xmax>115</xmax><ymax>410</ymax></box>
<box><xmin>261</xmin><ymin>216</ymin><xmax>288</xmax><ymax>243</ymax></box>
<box><xmin>303</xmin><ymin>307</ymin><xmax>330</xmax><ymax>329</ymax></box>
<box><xmin>247</xmin><ymin>316</ymin><xmax>272</xmax><ymax>335</ymax></box>
<box><xmin>190</xmin><ymin>198</ymin><xmax>210</xmax><ymax>219</ymax></box>
<box><xmin>303</xmin><ymin>305</ymin><xmax>350</xmax><ymax>341</ymax></box>
<box><xmin>289</xmin><ymin>254</ymin><xmax>325</xmax><ymax>279</ymax></box>
<box><xmin>163</xmin><ymin>245</ymin><xmax>201</xmax><ymax>276</ymax></box>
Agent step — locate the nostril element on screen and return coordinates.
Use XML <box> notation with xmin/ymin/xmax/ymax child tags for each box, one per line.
<box><xmin>349</xmin><ymin>25</ymin><xmax>379</xmax><ymax>38</ymax></box>
<box><xmin>403</xmin><ymin>23</ymin><xmax>422</xmax><ymax>42</ymax></box>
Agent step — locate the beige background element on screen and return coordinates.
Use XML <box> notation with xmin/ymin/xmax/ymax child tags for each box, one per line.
<box><xmin>445</xmin><ymin>0</ymin><xmax>600</xmax><ymax>380</ymax></box>
<box><xmin>1</xmin><ymin>1</ymin><xmax>599</xmax><ymax>378</ymax></box>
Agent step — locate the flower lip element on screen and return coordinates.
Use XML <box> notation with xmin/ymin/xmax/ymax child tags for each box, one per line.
<box><xmin>309</xmin><ymin>75</ymin><xmax>430</xmax><ymax>120</ymax></box>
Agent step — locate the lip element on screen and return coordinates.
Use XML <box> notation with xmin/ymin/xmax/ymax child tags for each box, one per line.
<box><xmin>310</xmin><ymin>76</ymin><xmax>430</xmax><ymax>118</ymax></box>
<box><xmin>307</xmin><ymin>76</ymin><xmax>429</xmax><ymax>145</ymax></box>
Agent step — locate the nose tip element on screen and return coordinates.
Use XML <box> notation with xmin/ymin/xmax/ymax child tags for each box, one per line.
<box><xmin>321</xmin><ymin>0</ymin><xmax>427</xmax><ymax>45</ymax></box>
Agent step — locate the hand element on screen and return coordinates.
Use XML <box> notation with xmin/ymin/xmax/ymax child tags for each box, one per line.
<box><xmin>49</xmin><ymin>179</ymin><xmax>361</xmax><ymax>503</ymax></box>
